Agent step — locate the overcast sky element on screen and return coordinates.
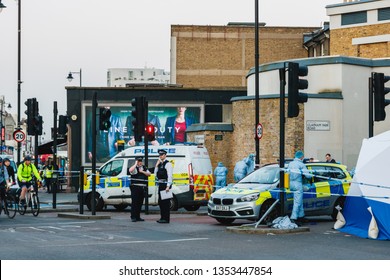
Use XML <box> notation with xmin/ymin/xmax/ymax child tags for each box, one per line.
<box><xmin>0</xmin><ymin>0</ymin><xmax>338</xmax><ymax>139</ymax></box>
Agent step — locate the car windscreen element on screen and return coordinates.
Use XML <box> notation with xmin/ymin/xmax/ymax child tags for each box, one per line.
<box><xmin>239</xmin><ymin>165</ymin><xmax>279</xmax><ymax>184</ymax></box>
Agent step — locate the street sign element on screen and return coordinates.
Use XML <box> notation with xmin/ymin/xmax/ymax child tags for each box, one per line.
<box><xmin>13</xmin><ymin>130</ymin><xmax>26</xmax><ymax>142</ymax></box>
<box><xmin>256</xmin><ymin>123</ymin><xmax>263</xmax><ymax>140</ymax></box>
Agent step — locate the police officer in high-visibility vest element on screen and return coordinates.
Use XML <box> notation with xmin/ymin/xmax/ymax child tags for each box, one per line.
<box><xmin>17</xmin><ymin>155</ymin><xmax>42</xmax><ymax>206</ymax></box>
<box><xmin>129</xmin><ymin>156</ymin><xmax>151</xmax><ymax>222</ymax></box>
<box><xmin>42</xmin><ymin>160</ymin><xmax>55</xmax><ymax>193</ymax></box>
<box><xmin>154</xmin><ymin>149</ymin><xmax>173</xmax><ymax>224</ymax></box>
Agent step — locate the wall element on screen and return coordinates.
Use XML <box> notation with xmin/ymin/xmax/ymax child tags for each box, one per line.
<box><xmin>171</xmin><ymin>25</ymin><xmax>319</xmax><ymax>88</ymax></box>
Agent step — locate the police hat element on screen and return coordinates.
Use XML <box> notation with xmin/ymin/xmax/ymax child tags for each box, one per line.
<box><xmin>3</xmin><ymin>158</ymin><xmax>10</xmax><ymax>162</ymax></box>
<box><xmin>158</xmin><ymin>149</ymin><xmax>167</xmax><ymax>155</ymax></box>
<box><xmin>135</xmin><ymin>156</ymin><xmax>143</xmax><ymax>161</ymax></box>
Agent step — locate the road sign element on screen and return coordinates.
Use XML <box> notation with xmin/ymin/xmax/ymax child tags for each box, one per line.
<box><xmin>256</xmin><ymin>123</ymin><xmax>263</xmax><ymax>140</ymax></box>
<box><xmin>13</xmin><ymin>130</ymin><xmax>26</xmax><ymax>142</ymax></box>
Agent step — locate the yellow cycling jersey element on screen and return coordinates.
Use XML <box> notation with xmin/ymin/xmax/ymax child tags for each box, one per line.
<box><xmin>17</xmin><ymin>163</ymin><xmax>42</xmax><ymax>182</ymax></box>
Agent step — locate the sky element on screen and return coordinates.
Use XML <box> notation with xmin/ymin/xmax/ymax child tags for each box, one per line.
<box><xmin>0</xmin><ymin>0</ymin><xmax>339</xmax><ymax>140</ymax></box>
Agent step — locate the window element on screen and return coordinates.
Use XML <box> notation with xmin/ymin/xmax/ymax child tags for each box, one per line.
<box><xmin>378</xmin><ymin>7</ymin><xmax>390</xmax><ymax>21</ymax></box>
<box><xmin>341</xmin><ymin>11</ymin><xmax>367</xmax><ymax>26</ymax></box>
<box><xmin>100</xmin><ymin>160</ymin><xmax>124</xmax><ymax>176</ymax></box>
<box><xmin>128</xmin><ymin>71</ymin><xmax>133</xmax><ymax>79</ymax></box>
<box><xmin>140</xmin><ymin>71</ymin><xmax>144</xmax><ymax>76</ymax></box>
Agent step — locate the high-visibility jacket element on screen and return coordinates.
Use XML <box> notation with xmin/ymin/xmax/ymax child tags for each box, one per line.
<box><xmin>43</xmin><ymin>165</ymin><xmax>54</xmax><ymax>178</ymax></box>
<box><xmin>17</xmin><ymin>163</ymin><xmax>42</xmax><ymax>182</ymax></box>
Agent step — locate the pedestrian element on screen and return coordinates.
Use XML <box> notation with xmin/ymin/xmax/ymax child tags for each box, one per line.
<box><xmin>129</xmin><ymin>156</ymin><xmax>151</xmax><ymax>222</ymax></box>
<box><xmin>233</xmin><ymin>158</ymin><xmax>248</xmax><ymax>182</ymax></box>
<box><xmin>214</xmin><ymin>162</ymin><xmax>228</xmax><ymax>190</ymax></box>
<box><xmin>325</xmin><ymin>153</ymin><xmax>336</xmax><ymax>163</ymax></box>
<box><xmin>154</xmin><ymin>149</ymin><xmax>173</xmax><ymax>223</ymax></box>
<box><xmin>288</xmin><ymin>150</ymin><xmax>312</xmax><ymax>226</ymax></box>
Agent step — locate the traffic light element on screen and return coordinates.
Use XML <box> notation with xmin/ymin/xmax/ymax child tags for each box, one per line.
<box><xmin>373</xmin><ymin>72</ymin><xmax>390</xmax><ymax>122</ymax></box>
<box><xmin>131</xmin><ymin>97</ymin><xmax>146</xmax><ymax>142</ymax></box>
<box><xmin>287</xmin><ymin>62</ymin><xmax>309</xmax><ymax>118</ymax></box>
<box><xmin>35</xmin><ymin>115</ymin><xmax>43</xmax><ymax>135</ymax></box>
<box><xmin>58</xmin><ymin>115</ymin><xmax>69</xmax><ymax>135</ymax></box>
<box><xmin>99</xmin><ymin>107</ymin><xmax>112</xmax><ymax>131</ymax></box>
<box><xmin>24</xmin><ymin>98</ymin><xmax>34</xmax><ymax>135</ymax></box>
<box><xmin>146</xmin><ymin>123</ymin><xmax>155</xmax><ymax>141</ymax></box>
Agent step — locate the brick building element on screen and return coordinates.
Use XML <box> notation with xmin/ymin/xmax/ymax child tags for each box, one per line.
<box><xmin>170</xmin><ymin>24</ymin><xmax>320</xmax><ymax>88</ymax></box>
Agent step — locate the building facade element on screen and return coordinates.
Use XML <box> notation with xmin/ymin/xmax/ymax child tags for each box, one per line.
<box><xmin>107</xmin><ymin>67</ymin><xmax>170</xmax><ymax>87</ymax></box>
<box><xmin>171</xmin><ymin>24</ymin><xmax>320</xmax><ymax>88</ymax></box>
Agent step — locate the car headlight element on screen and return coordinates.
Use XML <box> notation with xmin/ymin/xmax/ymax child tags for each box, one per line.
<box><xmin>237</xmin><ymin>193</ymin><xmax>260</xmax><ymax>202</ymax></box>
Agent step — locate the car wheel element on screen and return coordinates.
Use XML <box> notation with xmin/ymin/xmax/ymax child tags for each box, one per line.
<box><xmin>258</xmin><ymin>200</ymin><xmax>281</xmax><ymax>224</ymax></box>
<box><xmin>215</xmin><ymin>218</ymin><xmax>235</xmax><ymax>225</ymax></box>
<box><xmin>183</xmin><ymin>205</ymin><xmax>200</xmax><ymax>211</ymax></box>
<box><xmin>170</xmin><ymin>195</ymin><xmax>179</xmax><ymax>211</ymax></box>
<box><xmin>86</xmin><ymin>193</ymin><xmax>104</xmax><ymax>211</ymax></box>
<box><xmin>114</xmin><ymin>204</ymin><xmax>128</xmax><ymax>211</ymax></box>
<box><xmin>331</xmin><ymin>197</ymin><xmax>346</xmax><ymax>220</ymax></box>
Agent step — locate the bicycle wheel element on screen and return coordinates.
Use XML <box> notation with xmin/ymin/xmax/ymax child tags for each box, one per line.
<box><xmin>5</xmin><ymin>195</ymin><xmax>17</xmax><ymax>219</ymax></box>
<box><xmin>31</xmin><ymin>193</ymin><xmax>40</xmax><ymax>217</ymax></box>
<box><xmin>18</xmin><ymin>199</ymin><xmax>27</xmax><ymax>215</ymax></box>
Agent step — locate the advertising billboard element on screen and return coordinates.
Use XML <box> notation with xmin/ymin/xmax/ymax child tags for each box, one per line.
<box><xmin>82</xmin><ymin>103</ymin><xmax>203</xmax><ymax>165</ymax></box>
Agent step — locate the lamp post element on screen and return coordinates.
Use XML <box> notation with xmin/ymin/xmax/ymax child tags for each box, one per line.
<box><xmin>254</xmin><ymin>0</ymin><xmax>260</xmax><ymax>168</ymax></box>
<box><xmin>0</xmin><ymin>0</ymin><xmax>6</xmax><ymax>12</ymax></box>
<box><xmin>67</xmin><ymin>69</ymin><xmax>82</xmax><ymax>87</ymax></box>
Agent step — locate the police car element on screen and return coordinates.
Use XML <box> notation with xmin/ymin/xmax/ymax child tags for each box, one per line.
<box><xmin>208</xmin><ymin>162</ymin><xmax>352</xmax><ymax>225</ymax></box>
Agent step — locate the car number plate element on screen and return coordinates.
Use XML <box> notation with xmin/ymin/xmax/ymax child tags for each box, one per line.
<box><xmin>215</xmin><ymin>205</ymin><xmax>229</xmax><ymax>211</ymax></box>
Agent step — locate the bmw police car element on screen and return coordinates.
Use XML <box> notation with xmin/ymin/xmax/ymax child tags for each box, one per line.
<box><xmin>208</xmin><ymin>162</ymin><xmax>352</xmax><ymax>225</ymax></box>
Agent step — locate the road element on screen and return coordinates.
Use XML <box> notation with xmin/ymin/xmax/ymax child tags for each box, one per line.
<box><xmin>1</xmin><ymin>208</ymin><xmax>390</xmax><ymax>260</ymax></box>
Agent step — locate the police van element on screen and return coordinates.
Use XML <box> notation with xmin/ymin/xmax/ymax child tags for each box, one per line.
<box><xmin>80</xmin><ymin>144</ymin><xmax>214</xmax><ymax>211</ymax></box>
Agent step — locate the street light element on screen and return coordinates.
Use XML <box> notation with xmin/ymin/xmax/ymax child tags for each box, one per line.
<box><xmin>67</xmin><ymin>69</ymin><xmax>82</xmax><ymax>87</ymax></box>
<box><xmin>0</xmin><ymin>0</ymin><xmax>6</xmax><ymax>12</ymax></box>
<box><xmin>0</xmin><ymin>0</ymin><xmax>22</xmax><ymax>163</ymax></box>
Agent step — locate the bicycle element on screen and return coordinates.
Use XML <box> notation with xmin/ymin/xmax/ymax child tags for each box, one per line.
<box><xmin>18</xmin><ymin>185</ymin><xmax>40</xmax><ymax>217</ymax></box>
<box><xmin>0</xmin><ymin>188</ymin><xmax>17</xmax><ymax>219</ymax></box>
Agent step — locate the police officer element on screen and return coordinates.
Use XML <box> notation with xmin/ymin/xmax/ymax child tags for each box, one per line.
<box><xmin>154</xmin><ymin>149</ymin><xmax>173</xmax><ymax>223</ymax></box>
<box><xmin>42</xmin><ymin>160</ymin><xmax>55</xmax><ymax>193</ymax></box>
<box><xmin>129</xmin><ymin>156</ymin><xmax>151</xmax><ymax>222</ymax></box>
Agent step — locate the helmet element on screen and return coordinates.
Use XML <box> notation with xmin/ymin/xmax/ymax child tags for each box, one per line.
<box><xmin>24</xmin><ymin>155</ymin><xmax>32</xmax><ymax>161</ymax></box>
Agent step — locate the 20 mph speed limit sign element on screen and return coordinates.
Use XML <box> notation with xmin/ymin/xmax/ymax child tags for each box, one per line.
<box><xmin>13</xmin><ymin>130</ymin><xmax>26</xmax><ymax>142</ymax></box>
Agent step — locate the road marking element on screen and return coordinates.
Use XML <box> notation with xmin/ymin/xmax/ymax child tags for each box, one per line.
<box><xmin>38</xmin><ymin>237</ymin><xmax>209</xmax><ymax>248</ymax></box>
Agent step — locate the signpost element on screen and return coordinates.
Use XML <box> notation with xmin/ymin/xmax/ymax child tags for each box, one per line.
<box><xmin>13</xmin><ymin>130</ymin><xmax>25</xmax><ymax>143</ymax></box>
<box><xmin>256</xmin><ymin>123</ymin><xmax>263</xmax><ymax>140</ymax></box>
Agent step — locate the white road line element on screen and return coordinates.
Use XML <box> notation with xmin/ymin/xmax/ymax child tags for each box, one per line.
<box><xmin>39</xmin><ymin>237</ymin><xmax>209</xmax><ymax>248</ymax></box>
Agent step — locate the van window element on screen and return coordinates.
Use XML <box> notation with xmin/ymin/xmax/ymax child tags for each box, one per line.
<box><xmin>100</xmin><ymin>160</ymin><xmax>124</xmax><ymax>176</ymax></box>
<box><xmin>192</xmin><ymin>158</ymin><xmax>212</xmax><ymax>174</ymax></box>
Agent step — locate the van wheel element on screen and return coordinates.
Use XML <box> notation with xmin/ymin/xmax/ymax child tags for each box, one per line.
<box><xmin>331</xmin><ymin>197</ymin><xmax>346</xmax><ymax>220</ymax></box>
<box><xmin>183</xmin><ymin>205</ymin><xmax>200</xmax><ymax>211</ymax></box>
<box><xmin>86</xmin><ymin>193</ymin><xmax>104</xmax><ymax>211</ymax></box>
<box><xmin>258</xmin><ymin>200</ymin><xmax>280</xmax><ymax>225</ymax></box>
<box><xmin>170</xmin><ymin>196</ymin><xmax>179</xmax><ymax>211</ymax></box>
<box><xmin>215</xmin><ymin>218</ymin><xmax>235</xmax><ymax>225</ymax></box>
<box><xmin>114</xmin><ymin>204</ymin><xmax>128</xmax><ymax>211</ymax></box>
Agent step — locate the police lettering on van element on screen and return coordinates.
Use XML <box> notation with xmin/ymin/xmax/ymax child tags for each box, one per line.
<box><xmin>80</xmin><ymin>144</ymin><xmax>214</xmax><ymax>211</ymax></box>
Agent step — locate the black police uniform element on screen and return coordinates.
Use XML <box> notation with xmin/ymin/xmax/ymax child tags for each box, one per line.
<box><xmin>130</xmin><ymin>164</ymin><xmax>148</xmax><ymax>221</ymax></box>
<box><xmin>156</xmin><ymin>160</ymin><xmax>170</xmax><ymax>222</ymax></box>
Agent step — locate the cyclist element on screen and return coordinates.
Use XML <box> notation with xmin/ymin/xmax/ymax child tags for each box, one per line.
<box><xmin>17</xmin><ymin>155</ymin><xmax>42</xmax><ymax>206</ymax></box>
<box><xmin>0</xmin><ymin>157</ymin><xmax>11</xmax><ymax>204</ymax></box>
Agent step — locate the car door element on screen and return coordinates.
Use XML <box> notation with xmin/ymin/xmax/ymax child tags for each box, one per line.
<box><xmin>99</xmin><ymin>159</ymin><xmax>126</xmax><ymax>202</ymax></box>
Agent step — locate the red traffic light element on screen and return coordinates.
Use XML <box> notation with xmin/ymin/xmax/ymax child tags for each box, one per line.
<box><xmin>146</xmin><ymin>123</ymin><xmax>155</xmax><ymax>141</ymax></box>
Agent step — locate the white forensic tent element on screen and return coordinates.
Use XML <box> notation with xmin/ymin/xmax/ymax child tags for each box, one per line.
<box><xmin>338</xmin><ymin>130</ymin><xmax>390</xmax><ymax>240</ymax></box>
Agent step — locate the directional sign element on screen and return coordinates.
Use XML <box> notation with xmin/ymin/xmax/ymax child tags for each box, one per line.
<box><xmin>256</xmin><ymin>123</ymin><xmax>263</xmax><ymax>140</ymax></box>
<box><xmin>13</xmin><ymin>130</ymin><xmax>26</xmax><ymax>143</ymax></box>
